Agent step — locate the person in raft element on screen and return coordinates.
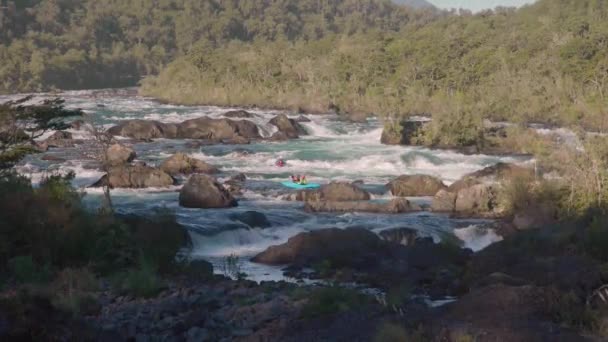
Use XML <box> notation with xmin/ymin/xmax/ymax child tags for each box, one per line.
<box><xmin>290</xmin><ymin>175</ymin><xmax>308</xmax><ymax>185</ymax></box>
<box><xmin>276</xmin><ymin>159</ymin><xmax>285</xmax><ymax>167</ymax></box>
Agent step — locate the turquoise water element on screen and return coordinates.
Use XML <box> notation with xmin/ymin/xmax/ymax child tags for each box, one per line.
<box><xmin>5</xmin><ymin>89</ymin><xmax>528</xmax><ymax>281</ymax></box>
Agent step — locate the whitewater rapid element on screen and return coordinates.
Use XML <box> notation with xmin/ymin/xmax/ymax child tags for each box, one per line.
<box><xmin>4</xmin><ymin>89</ymin><xmax>526</xmax><ymax>281</ymax></box>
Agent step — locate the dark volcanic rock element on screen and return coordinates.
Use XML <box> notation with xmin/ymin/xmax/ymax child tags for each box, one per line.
<box><xmin>387</xmin><ymin>174</ymin><xmax>446</xmax><ymax>197</ymax></box>
<box><xmin>269</xmin><ymin>114</ymin><xmax>307</xmax><ymax>138</ymax></box>
<box><xmin>107</xmin><ymin>120</ymin><xmax>177</xmax><ymax>140</ymax></box>
<box><xmin>434</xmin><ymin>284</ymin><xmax>591</xmax><ymax>342</ymax></box>
<box><xmin>179</xmin><ymin>174</ymin><xmax>237</xmax><ymax>208</ymax></box>
<box><xmin>230</xmin><ymin>211</ymin><xmax>271</xmax><ymax>228</ymax></box>
<box><xmin>251</xmin><ymin>228</ymin><xmax>384</xmax><ymax>266</ymax></box>
<box><xmin>378</xmin><ymin>227</ymin><xmax>420</xmax><ymax>246</ymax></box>
<box><xmin>160</xmin><ymin>153</ymin><xmax>218</xmax><ymax>176</ymax></box>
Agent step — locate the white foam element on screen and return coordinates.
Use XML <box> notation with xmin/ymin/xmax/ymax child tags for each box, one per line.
<box><xmin>454</xmin><ymin>225</ymin><xmax>503</xmax><ymax>252</ymax></box>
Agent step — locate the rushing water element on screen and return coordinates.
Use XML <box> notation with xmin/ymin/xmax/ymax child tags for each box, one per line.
<box><xmin>4</xmin><ymin>89</ymin><xmax>529</xmax><ymax>281</ymax></box>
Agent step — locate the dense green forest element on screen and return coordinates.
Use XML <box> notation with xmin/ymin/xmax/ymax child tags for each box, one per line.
<box><xmin>0</xmin><ymin>0</ymin><xmax>433</xmax><ymax>92</ymax></box>
<box><xmin>143</xmin><ymin>0</ymin><xmax>608</xmax><ymax>129</ymax></box>
<box><xmin>2</xmin><ymin>0</ymin><xmax>608</xmax><ymax>128</ymax></box>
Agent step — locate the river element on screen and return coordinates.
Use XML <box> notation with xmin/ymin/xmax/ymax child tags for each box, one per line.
<box><xmin>4</xmin><ymin>89</ymin><xmax>530</xmax><ymax>282</ymax></box>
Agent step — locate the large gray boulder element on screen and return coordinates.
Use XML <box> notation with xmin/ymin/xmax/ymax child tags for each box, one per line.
<box><xmin>179</xmin><ymin>174</ymin><xmax>237</xmax><ymax>208</ymax></box>
<box><xmin>448</xmin><ymin>163</ymin><xmax>533</xmax><ymax>192</ymax></box>
<box><xmin>454</xmin><ymin>183</ymin><xmax>498</xmax><ymax>215</ymax></box>
<box><xmin>297</xmin><ymin>182</ymin><xmax>371</xmax><ymax>202</ymax></box>
<box><xmin>91</xmin><ymin>165</ymin><xmax>175</xmax><ymax>188</ymax></box>
<box><xmin>268</xmin><ymin>114</ymin><xmax>306</xmax><ymax>138</ymax></box>
<box><xmin>387</xmin><ymin>174</ymin><xmax>446</xmax><ymax>197</ymax></box>
<box><xmin>105</xmin><ymin>143</ymin><xmax>136</xmax><ymax>166</ymax></box>
<box><xmin>177</xmin><ymin>117</ymin><xmax>260</xmax><ymax>141</ymax></box>
<box><xmin>251</xmin><ymin>228</ymin><xmax>384</xmax><ymax>266</ymax></box>
<box><xmin>160</xmin><ymin>153</ymin><xmax>218</xmax><ymax>176</ymax></box>
<box><xmin>431</xmin><ymin>189</ymin><xmax>457</xmax><ymax>212</ymax></box>
<box><xmin>107</xmin><ymin>120</ymin><xmax>177</xmax><ymax>140</ymax></box>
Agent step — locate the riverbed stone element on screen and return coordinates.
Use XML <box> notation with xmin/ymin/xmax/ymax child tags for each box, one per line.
<box><xmin>179</xmin><ymin>174</ymin><xmax>237</xmax><ymax>208</ymax></box>
<box><xmin>269</xmin><ymin>114</ymin><xmax>306</xmax><ymax>138</ymax></box>
<box><xmin>387</xmin><ymin>174</ymin><xmax>446</xmax><ymax>197</ymax></box>
<box><xmin>91</xmin><ymin>165</ymin><xmax>175</xmax><ymax>188</ymax></box>
<box><xmin>160</xmin><ymin>153</ymin><xmax>219</xmax><ymax>176</ymax></box>
<box><xmin>105</xmin><ymin>143</ymin><xmax>136</xmax><ymax>166</ymax></box>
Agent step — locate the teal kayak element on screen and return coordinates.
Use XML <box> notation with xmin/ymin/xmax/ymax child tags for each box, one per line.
<box><xmin>281</xmin><ymin>181</ymin><xmax>321</xmax><ymax>189</ymax></box>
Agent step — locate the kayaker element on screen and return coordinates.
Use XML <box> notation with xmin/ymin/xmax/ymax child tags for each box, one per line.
<box><xmin>276</xmin><ymin>159</ymin><xmax>285</xmax><ymax>167</ymax></box>
<box><xmin>299</xmin><ymin>175</ymin><xmax>308</xmax><ymax>185</ymax></box>
<box><xmin>291</xmin><ymin>175</ymin><xmax>300</xmax><ymax>183</ymax></box>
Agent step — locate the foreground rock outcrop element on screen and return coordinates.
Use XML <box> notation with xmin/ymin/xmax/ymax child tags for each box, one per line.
<box><xmin>159</xmin><ymin>153</ymin><xmax>218</xmax><ymax>176</ymax></box>
<box><xmin>179</xmin><ymin>174</ymin><xmax>237</xmax><ymax>208</ymax></box>
<box><xmin>387</xmin><ymin>174</ymin><xmax>446</xmax><ymax>197</ymax></box>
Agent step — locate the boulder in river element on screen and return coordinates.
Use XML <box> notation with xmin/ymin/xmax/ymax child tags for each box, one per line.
<box><xmin>107</xmin><ymin>119</ymin><xmax>177</xmax><ymax>140</ymax></box>
<box><xmin>177</xmin><ymin>117</ymin><xmax>260</xmax><ymax>141</ymax></box>
<box><xmin>431</xmin><ymin>189</ymin><xmax>457</xmax><ymax>212</ymax></box>
<box><xmin>160</xmin><ymin>153</ymin><xmax>218</xmax><ymax>176</ymax></box>
<box><xmin>105</xmin><ymin>143</ymin><xmax>136</xmax><ymax>166</ymax></box>
<box><xmin>179</xmin><ymin>174</ymin><xmax>237</xmax><ymax>209</ymax></box>
<box><xmin>304</xmin><ymin>198</ymin><xmax>421</xmax><ymax>214</ymax></box>
<box><xmin>297</xmin><ymin>182</ymin><xmax>371</xmax><ymax>202</ymax></box>
<box><xmin>448</xmin><ymin>162</ymin><xmax>533</xmax><ymax>192</ymax></box>
<box><xmin>230</xmin><ymin>211</ymin><xmax>271</xmax><ymax>228</ymax></box>
<box><xmin>223</xmin><ymin>110</ymin><xmax>255</xmax><ymax>118</ymax></box>
<box><xmin>268</xmin><ymin>114</ymin><xmax>306</xmax><ymax>138</ymax></box>
<box><xmin>387</xmin><ymin>174</ymin><xmax>446</xmax><ymax>197</ymax></box>
<box><xmin>454</xmin><ymin>183</ymin><xmax>498</xmax><ymax>215</ymax></box>
<box><xmin>251</xmin><ymin>228</ymin><xmax>384</xmax><ymax>266</ymax></box>
<box><xmin>91</xmin><ymin>165</ymin><xmax>175</xmax><ymax>188</ymax></box>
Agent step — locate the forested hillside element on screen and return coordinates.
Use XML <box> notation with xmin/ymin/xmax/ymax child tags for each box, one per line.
<box><xmin>0</xmin><ymin>0</ymin><xmax>432</xmax><ymax>92</ymax></box>
<box><xmin>143</xmin><ymin>0</ymin><xmax>608</xmax><ymax>129</ymax></box>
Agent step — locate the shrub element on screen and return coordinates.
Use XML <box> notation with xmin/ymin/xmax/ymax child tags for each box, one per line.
<box><xmin>301</xmin><ymin>286</ymin><xmax>371</xmax><ymax>318</ymax></box>
<box><xmin>51</xmin><ymin>268</ymin><xmax>100</xmax><ymax>316</ymax></box>
<box><xmin>112</xmin><ymin>258</ymin><xmax>165</xmax><ymax>298</ymax></box>
<box><xmin>374</xmin><ymin>323</ymin><xmax>426</xmax><ymax>342</ymax></box>
<box><xmin>8</xmin><ymin>255</ymin><xmax>51</xmax><ymax>284</ymax></box>
<box><xmin>221</xmin><ymin>253</ymin><xmax>246</xmax><ymax>280</ymax></box>
<box><xmin>127</xmin><ymin>208</ymin><xmax>190</xmax><ymax>274</ymax></box>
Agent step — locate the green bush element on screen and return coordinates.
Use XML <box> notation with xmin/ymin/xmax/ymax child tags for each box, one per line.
<box><xmin>8</xmin><ymin>255</ymin><xmax>51</xmax><ymax>284</ymax></box>
<box><xmin>374</xmin><ymin>323</ymin><xmax>426</xmax><ymax>342</ymax></box>
<box><xmin>301</xmin><ymin>286</ymin><xmax>371</xmax><ymax>318</ymax></box>
<box><xmin>112</xmin><ymin>258</ymin><xmax>165</xmax><ymax>298</ymax></box>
